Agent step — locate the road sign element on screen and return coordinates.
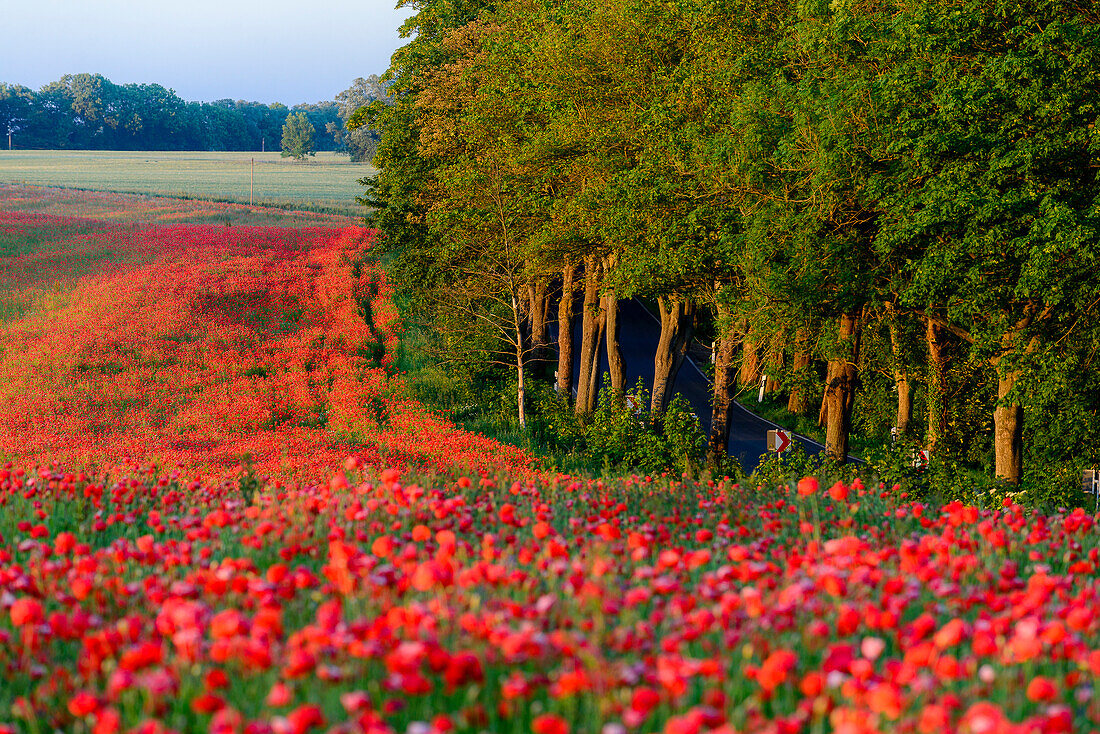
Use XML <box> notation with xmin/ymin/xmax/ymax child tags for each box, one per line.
<box><xmin>912</xmin><ymin>449</ymin><xmax>929</xmax><ymax>469</ymax></box>
<box><xmin>767</xmin><ymin>429</ymin><xmax>792</xmax><ymax>453</ymax></box>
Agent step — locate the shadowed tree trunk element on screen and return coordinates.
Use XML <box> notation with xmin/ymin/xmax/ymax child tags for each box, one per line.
<box><xmin>651</xmin><ymin>297</ymin><xmax>696</xmax><ymax>413</ymax></box>
<box><xmin>787</xmin><ymin>328</ymin><xmax>812</xmax><ymax>414</ymax></box>
<box><xmin>739</xmin><ymin>321</ymin><xmax>761</xmax><ymax>388</ymax></box>
<box><xmin>527</xmin><ymin>278</ymin><xmax>550</xmax><ymax>372</ymax></box>
<box><xmin>824</xmin><ymin>311</ymin><xmax>861</xmax><ymax>461</ymax></box>
<box><xmin>604</xmin><ymin>292</ymin><xmax>625</xmax><ymax>394</ymax></box>
<box><xmin>925</xmin><ymin>319</ymin><xmax>949</xmax><ymax>455</ymax></box>
<box><xmin>556</xmin><ymin>261</ymin><xmax>577</xmax><ymax>400</ymax></box>
<box><xmin>706</xmin><ymin>304</ymin><xmax>737</xmax><ymax>468</ymax></box>
<box><xmin>575</xmin><ymin>256</ymin><xmax>602</xmax><ymax>415</ymax></box>
<box><xmin>890</xmin><ymin>321</ymin><xmax>912</xmax><ymax>436</ymax></box>
<box><xmin>925</xmin><ymin>312</ymin><xmax>1032</xmax><ymax>484</ymax></box>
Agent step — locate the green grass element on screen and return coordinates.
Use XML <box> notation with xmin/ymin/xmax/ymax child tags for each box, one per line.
<box><xmin>0</xmin><ymin>150</ymin><xmax>375</xmax><ymax>215</ymax></box>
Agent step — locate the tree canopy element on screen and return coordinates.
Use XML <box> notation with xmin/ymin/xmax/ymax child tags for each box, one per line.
<box><xmin>365</xmin><ymin>0</ymin><xmax>1100</xmax><ymax>499</ymax></box>
<box><xmin>280</xmin><ymin>111</ymin><xmax>317</xmax><ymax>159</ymax></box>
<box><xmin>0</xmin><ymin>73</ymin><xmax>349</xmax><ymax>152</ymax></box>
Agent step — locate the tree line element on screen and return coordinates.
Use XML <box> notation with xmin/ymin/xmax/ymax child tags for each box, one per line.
<box><xmin>364</xmin><ymin>0</ymin><xmax>1100</xmax><ymax>498</ymax></box>
<box><xmin>1</xmin><ymin>73</ymin><xmax>387</xmax><ymax>160</ymax></box>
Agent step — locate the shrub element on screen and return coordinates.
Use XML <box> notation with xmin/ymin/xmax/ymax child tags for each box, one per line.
<box><xmin>586</xmin><ymin>378</ymin><xmax>705</xmax><ymax>476</ymax></box>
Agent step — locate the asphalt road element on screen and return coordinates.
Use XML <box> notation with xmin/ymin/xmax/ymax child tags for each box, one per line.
<box><xmin>562</xmin><ymin>298</ymin><xmax>828</xmax><ymax>473</ymax></box>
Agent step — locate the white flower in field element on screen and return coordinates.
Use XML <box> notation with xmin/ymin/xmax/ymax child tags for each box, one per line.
<box><xmin>861</xmin><ymin>636</ymin><xmax>885</xmax><ymax>661</ymax></box>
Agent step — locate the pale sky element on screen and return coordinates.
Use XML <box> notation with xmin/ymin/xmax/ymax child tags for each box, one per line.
<box><xmin>2</xmin><ymin>0</ymin><xmax>414</xmax><ymax>106</ymax></box>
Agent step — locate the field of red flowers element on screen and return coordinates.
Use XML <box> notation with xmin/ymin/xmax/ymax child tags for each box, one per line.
<box><xmin>1</xmin><ymin>187</ymin><xmax>1099</xmax><ymax>734</ymax></box>
<box><xmin>0</xmin><ymin>188</ymin><xmax>531</xmax><ymax>478</ymax></box>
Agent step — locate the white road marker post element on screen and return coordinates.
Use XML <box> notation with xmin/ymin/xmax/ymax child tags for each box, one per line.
<box><xmin>1083</xmin><ymin>469</ymin><xmax>1100</xmax><ymax>512</ymax></box>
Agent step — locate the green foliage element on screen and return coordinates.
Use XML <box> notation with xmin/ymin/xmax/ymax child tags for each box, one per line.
<box><xmin>335</xmin><ymin>76</ymin><xmax>389</xmax><ymax>162</ymax></box>
<box><xmin>525</xmin><ymin>382</ymin><xmax>586</xmax><ymax>454</ymax></box>
<box><xmin>532</xmin><ymin>377</ymin><xmax>707</xmax><ymax>476</ymax></box>
<box><xmin>366</xmin><ymin>0</ymin><xmax>1100</xmax><ymax>503</ymax></box>
<box><xmin>750</xmin><ymin>444</ymin><xmax>854</xmax><ymax>490</ymax></box>
<box><xmin>280</xmin><ymin>112</ymin><xmax>316</xmax><ymax>160</ymax></box>
<box><xmin>1</xmin><ymin>73</ymin><xmax>351</xmax><ymax>152</ymax></box>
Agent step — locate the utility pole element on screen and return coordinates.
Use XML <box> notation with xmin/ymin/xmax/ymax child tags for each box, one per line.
<box><xmin>7</xmin><ymin>130</ymin><xmax>10</xmax><ymax>150</ymax></box>
<box><xmin>250</xmin><ymin>157</ymin><xmax>254</xmax><ymax>206</ymax></box>
<box><xmin>262</xmin><ymin>137</ymin><xmax>265</xmax><ymax>153</ymax></box>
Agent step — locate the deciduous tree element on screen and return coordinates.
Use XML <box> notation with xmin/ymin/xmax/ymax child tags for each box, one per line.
<box><xmin>280</xmin><ymin>111</ymin><xmax>316</xmax><ymax>159</ymax></box>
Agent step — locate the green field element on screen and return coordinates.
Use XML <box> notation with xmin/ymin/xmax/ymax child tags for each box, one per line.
<box><xmin>0</xmin><ymin>150</ymin><xmax>375</xmax><ymax>214</ymax></box>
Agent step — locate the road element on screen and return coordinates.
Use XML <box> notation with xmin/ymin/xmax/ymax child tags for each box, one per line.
<box><xmin>562</xmin><ymin>298</ymin><xmax>828</xmax><ymax>473</ymax></box>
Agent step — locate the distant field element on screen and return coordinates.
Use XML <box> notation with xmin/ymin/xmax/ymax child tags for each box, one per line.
<box><xmin>0</xmin><ymin>150</ymin><xmax>375</xmax><ymax>214</ymax></box>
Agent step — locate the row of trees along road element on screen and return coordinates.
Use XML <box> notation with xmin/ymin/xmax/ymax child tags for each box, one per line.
<box><xmin>362</xmin><ymin>0</ymin><xmax>1100</xmax><ymax>496</ymax></box>
<box><xmin>1</xmin><ymin>73</ymin><xmax>388</xmax><ymax>157</ymax></box>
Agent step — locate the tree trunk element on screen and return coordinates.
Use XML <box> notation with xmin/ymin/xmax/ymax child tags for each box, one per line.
<box><xmin>738</xmin><ymin>322</ymin><xmax>761</xmax><ymax>388</ymax></box>
<box><xmin>586</xmin><ymin>306</ymin><xmax>607</xmax><ymax>413</ymax></box>
<box><xmin>993</xmin><ymin>367</ymin><xmax>1023</xmax><ymax>484</ymax></box>
<box><xmin>706</xmin><ymin>305</ymin><xmax>737</xmax><ymax>468</ymax></box>
<box><xmin>889</xmin><ymin>321</ymin><xmax>912</xmax><ymax>436</ymax></box>
<box><xmin>824</xmin><ymin>311</ymin><xmax>861</xmax><ymax>462</ymax></box>
<box><xmin>990</xmin><ymin>322</ymin><xmax>1036</xmax><ymax>485</ymax></box>
<box><xmin>528</xmin><ymin>278</ymin><xmax>550</xmax><ymax>368</ymax></box>
<box><xmin>787</xmin><ymin>328</ymin><xmax>812</xmax><ymax>414</ymax></box>
<box><xmin>556</xmin><ymin>261</ymin><xmax>576</xmax><ymax>400</ymax></box>
<box><xmin>575</xmin><ymin>256</ymin><xmax>602</xmax><ymax>416</ymax></box>
<box><xmin>512</xmin><ymin>294</ymin><xmax>527</xmax><ymax>429</ymax></box>
<box><xmin>925</xmin><ymin>319</ymin><xmax>949</xmax><ymax>455</ymax></box>
<box><xmin>651</xmin><ymin>297</ymin><xmax>696</xmax><ymax>413</ymax></box>
<box><xmin>604</xmin><ymin>292</ymin><xmax>625</xmax><ymax>394</ymax></box>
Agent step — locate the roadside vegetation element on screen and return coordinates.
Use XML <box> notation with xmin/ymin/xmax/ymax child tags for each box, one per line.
<box><xmin>363</xmin><ymin>0</ymin><xmax>1100</xmax><ymax>508</ymax></box>
<box><xmin>394</xmin><ymin>301</ymin><xmax>712</xmax><ymax>479</ymax></box>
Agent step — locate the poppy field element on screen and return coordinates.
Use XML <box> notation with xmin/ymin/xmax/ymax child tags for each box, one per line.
<box><xmin>0</xmin><ymin>187</ymin><xmax>531</xmax><ymax>478</ymax></box>
<box><xmin>1</xmin><ymin>187</ymin><xmax>1099</xmax><ymax>734</ymax></box>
